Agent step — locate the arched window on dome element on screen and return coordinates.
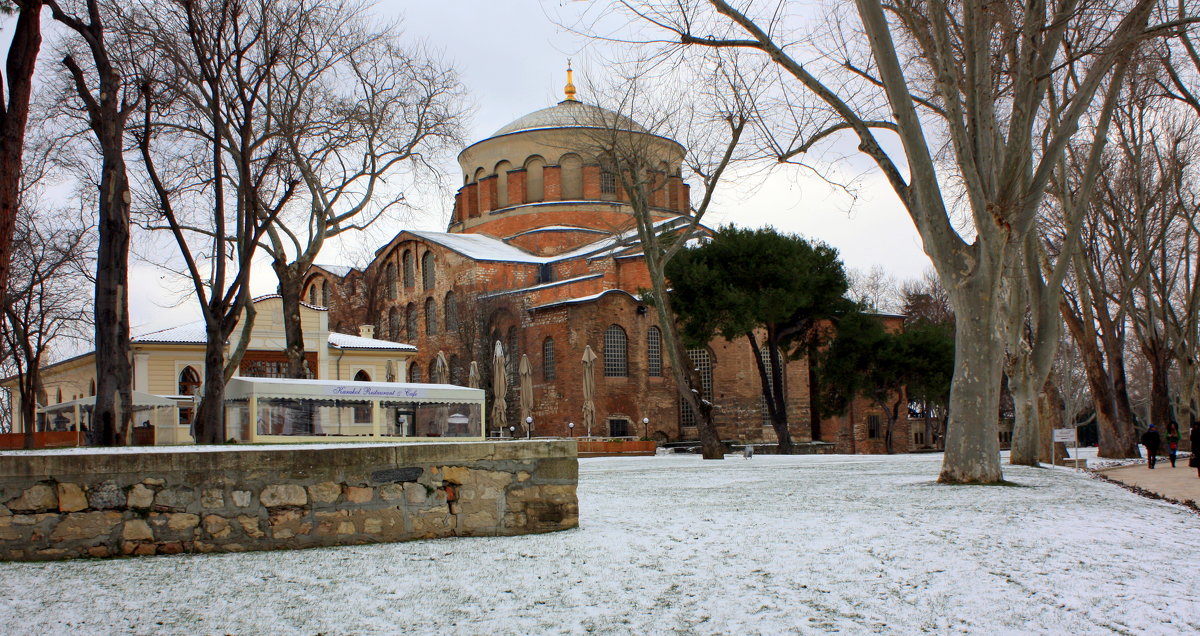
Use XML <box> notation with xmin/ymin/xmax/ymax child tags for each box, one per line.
<box><xmin>525</xmin><ymin>156</ymin><xmax>545</xmax><ymax>202</ymax></box>
<box><xmin>495</xmin><ymin>160</ymin><xmax>512</xmax><ymax>207</ymax></box>
<box><xmin>542</xmin><ymin>337</ymin><xmax>556</xmax><ymax>381</ymax></box>
<box><xmin>388</xmin><ymin>307</ymin><xmax>400</xmax><ymax>341</ymax></box>
<box><xmin>386</xmin><ymin>261</ymin><xmax>397</xmax><ymax>299</ymax></box>
<box><xmin>600</xmin><ymin>164</ymin><xmax>617</xmax><ymax>200</ymax></box>
<box><xmin>474</xmin><ymin>167</ymin><xmax>487</xmax><ymax>214</ymax></box>
<box><xmin>321</xmin><ymin>281</ymin><xmax>330</xmax><ymax>306</ymax></box>
<box><xmin>559</xmin><ymin>153</ymin><xmax>582</xmax><ymax>199</ymax></box>
<box><xmin>308</xmin><ymin>282</ymin><xmax>318</xmax><ymax>305</ymax></box>
<box><xmin>409</xmin><ymin>362</ymin><xmax>421</xmax><ymax>383</ymax></box>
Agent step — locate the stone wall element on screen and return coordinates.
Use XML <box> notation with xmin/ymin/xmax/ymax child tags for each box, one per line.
<box><xmin>0</xmin><ymin>441</ymin><xmax>577</xmax><ymax>561</ymax></box>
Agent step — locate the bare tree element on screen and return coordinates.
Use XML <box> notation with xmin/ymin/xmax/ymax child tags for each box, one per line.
<box><xmin>130</xmin><ymin>0</ymin><xmax>298</xmax><ymax>442</ymax></box>
<box><xmin>570</xmin><ymin>69</ymin><xmax>748</xmax><ymax>459</ymax></box>
<box><xmin>45</xmin><ymin>0</ymin><xmax>144</xmax><ymax>445</ymax></box>
<box><xmin>243</xmin><ymin>0</ymin><xmax>467</xmax><ymax>379</ymax></box>
<box><xmin>596</xmin><ymin>0</ymin><xmax>1158</xmax><ymax>482</ymax></box>
<box><xmin>1</xmin><ymin>203</ymin><xmax>94</xmax><ymax>448</ymax></box>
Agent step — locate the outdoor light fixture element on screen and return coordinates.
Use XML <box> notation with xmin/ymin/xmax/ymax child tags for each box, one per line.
<box><xmin>526</xmin><ymin>416</ymin><xmax>533</xmax><ymax>440</ymax></box>
<box><xmin>642</xmin><ymin>417</ymin><xmax>650</xmax><ymax>439</ymax></box>
<box><xmin>568</xmin><ymin>422</ymin><xmax>575</xmax><ymax>438</ymax></box>
<box><xmin>509</xmin><ymin>425</ymin><xmax>515</xmax><ymax>438</ymax></box>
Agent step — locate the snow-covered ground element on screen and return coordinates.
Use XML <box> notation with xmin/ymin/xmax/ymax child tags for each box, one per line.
<box><xmin>1</xmin><ymin>452</ymin><xmax>1197</xmax><ymax>634</ymax></box>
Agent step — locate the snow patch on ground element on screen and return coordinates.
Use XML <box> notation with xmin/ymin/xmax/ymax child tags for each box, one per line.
<box><xmin>0</xmin><ymin>453</ymin><xmax>1196</xmax><ymax>634</ymax></box>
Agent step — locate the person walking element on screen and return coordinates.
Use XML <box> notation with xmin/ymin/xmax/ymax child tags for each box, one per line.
<box><xmin>1190</xmin><ymin>419</ymin><xmax>1200</xmax><ymax>478</ymax></box>
<box><xmin>1141</xmin><ymin>424</ymin><xmax>1162</xmax><ymax>469</ymax></box>
<box><xmin>1166</xmin><ymin>418</ymin><xmax>1180</xmax><ymax>468</ymax></box>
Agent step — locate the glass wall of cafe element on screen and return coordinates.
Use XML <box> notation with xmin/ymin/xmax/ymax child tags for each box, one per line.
<box><xmin>223</xmin><ymin>377</ymin><xmax>486</xmax><ymax>443</ymax></box>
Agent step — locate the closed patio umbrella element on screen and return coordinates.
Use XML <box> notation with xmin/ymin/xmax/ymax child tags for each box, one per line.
<box><xmin>491</xmin><ymin>341</ymin><xmax>507</xmax><ymax>437</ymax></box>
<box><xmin>519</xmin><ymin>354</ymin><xmax>533</xmax><ymax>438</ymax></box>
<box><xmin>582</xmin><ymin>345</ymin><xmax>597</xmax><ymax>438</ymax></box>
<box><xmin>435</xmin><ymin>351</ymin><xmax>449</xmax><ymax>435</ymax></box>
<box><xmin>468</xmin><ymin>361</ymin><xmax>481</xmax><ymax>389</ymax></box>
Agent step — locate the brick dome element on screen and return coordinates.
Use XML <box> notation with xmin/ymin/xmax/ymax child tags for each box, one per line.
<box><xmin>493</xmin><ymin>100</ymin><xmax>647</xmax><ymax>137</ymax></box>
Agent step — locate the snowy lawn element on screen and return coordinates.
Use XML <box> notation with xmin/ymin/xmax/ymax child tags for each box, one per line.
<box><xmin>1</xmin><ymin>453</ymin><xmax>1196</xmax><ymax>634</ymax></box>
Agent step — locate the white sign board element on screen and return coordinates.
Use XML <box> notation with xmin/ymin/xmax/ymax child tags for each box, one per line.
<box><xmin>1053</xmin><ymin>428</ymin><xmax>1077</xmax><ymax>443</ymax></box>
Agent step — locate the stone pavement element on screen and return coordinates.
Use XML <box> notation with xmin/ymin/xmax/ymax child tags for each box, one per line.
<box><xmin>1098</xmin><ymin>460</ymin><xmax>1200</xmax><ymax>504</ymax></box>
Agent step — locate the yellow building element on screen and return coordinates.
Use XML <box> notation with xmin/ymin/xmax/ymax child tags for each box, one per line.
<box><xmin>3</xmin><ymin>295</ymin><xmax>417</xmax><ymax>443</ymax></box>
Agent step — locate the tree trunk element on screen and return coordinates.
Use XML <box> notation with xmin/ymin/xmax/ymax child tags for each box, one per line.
<box><xmin>1061</xmin><ymin>306</ymin><xmax>1136</xmax><ymax>457</ymax></box>
<box><xmin>938</xmin><ymin>279</ymin><xmax>1004</xmax><ymax>483</ymax></box>
<box><xmin>193</xmin><ymin>320</ymin><xmax>228</xmax><ymax>444</ymax></box>
<box><xmin>1009</xmin><ymin>366</ymin><xmax>1041</xmax><ymax>466</ymax></box>
<box><xmin>92</xmin><ymin>136</ymin><xmax>132</xmax><ymax>447</ymax></box>
<box><xmin>748</xmin><ymin>331</ymin><xmax>794</xmax><ymax>453</ymax></box>
<box><xmin>19</xmin><ymin>370</ymin><xmax>38</xmax><ymax>449</ymax></box>
<box><xmin>1038</xmin><ymin>380</ymin><xmax>1067</xmax><ymax>463</ymax></box>
<box><xmin>276</xmin><ymin>263</ymin><xmax>309</xmax><ymax>378</ymax></box>
<box><xmin>0</xmin><ymin>1</ymin><xmax>43</xmax><ymax>309</ymax></box>
<box><xmin>1146</xmin><ymin>337</ymin><xmax>1171</xmax><ymax>431</ymax></box>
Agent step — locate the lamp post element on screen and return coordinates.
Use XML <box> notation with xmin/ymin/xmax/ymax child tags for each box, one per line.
<box><xmin>568</xmin><ymin>422</ymin><xmax>575</xmax><ymax>438</ymax></box>
<box><xmin>508</xmin><ymin>425</ymin><xmax>515</xmax><ymax>438</ymax></box>
<box><xmin>525</xmin><ymin>416</ymin><xmax>533</xmax><ymax>440</ymax></box>
<box><xmin>642</xmin><ymin>417</ymin><xmax>650</xmax><ymax>440</ymax></box>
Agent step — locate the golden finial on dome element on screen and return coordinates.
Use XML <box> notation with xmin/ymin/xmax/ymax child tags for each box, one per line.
<box><xmin>564</xmin><ymin>60</ymin><xmax>577</xmax><ymax>102</ymax></box>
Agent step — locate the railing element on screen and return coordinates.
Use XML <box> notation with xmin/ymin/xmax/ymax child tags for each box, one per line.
<box><xmin>0</xmin><ymin>431</ymin><xmax>83</xmax><ymax>450</ymax></box>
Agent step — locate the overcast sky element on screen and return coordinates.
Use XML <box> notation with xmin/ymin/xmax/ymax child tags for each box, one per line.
<box><xmin>30</xmin><ymin>1</ymin><xmax>931</xmax><ymax>337</ymax></box>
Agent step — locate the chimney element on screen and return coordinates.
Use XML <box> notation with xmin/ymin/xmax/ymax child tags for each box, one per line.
<box><xmin>359</xmin><ymin>325</ymin><xmax>375</xmax><ymax>339</ymax></box>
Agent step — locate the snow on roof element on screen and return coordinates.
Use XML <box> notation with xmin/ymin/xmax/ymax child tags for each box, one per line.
<box><xmin>492</xmin><ymin>100</ymin><xmax>648</xmax><ymax>136</ymax></box>
<box><xmin>133</xmin><ymin>320</ymin><xmax>414</xmax><ymax>352</ymax></box>
<box><xmin>312</xmin><ymin>264</ymin><xmax>355</xmax><ymax>278</ymax></box>
<box><xmin>480</xmin><ymin>274</ymin><xmax>604</xmax><ymax>300</ymax></box>
<box><xmin>407</xmin><ymin>230</ymin><xmax>552</xmax><ymax>264</ymax></box>
<box><xmin>504</xmin><ymin>225</ymin><xmax>610</xmax><ymax>240</ymax></box>
<box><xmin>529</xmin><ymin>288</ymin><xmax>641</xmax><ymax>312</ymax></box>
<box><xmin>328</xmin><ymin>332</ymin><xmax>416</xmax><ymax>351</ymax></box>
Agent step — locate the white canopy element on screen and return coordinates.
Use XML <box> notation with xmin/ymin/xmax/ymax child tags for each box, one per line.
<box><xmin>40</xmin><ymin>391</ymin><xmax>178</xmax><ymax>413</ymax></box>
<box><xmin>225</xmin><ymin>377</ymin><xmax>485</xmax><ymax>405</ymax></box>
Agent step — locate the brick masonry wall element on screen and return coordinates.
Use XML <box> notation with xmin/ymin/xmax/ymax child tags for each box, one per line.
<box><xmin>0</xmin><ymin>441</ymin><xmax>578</xmax><ymax>562</ymax></box>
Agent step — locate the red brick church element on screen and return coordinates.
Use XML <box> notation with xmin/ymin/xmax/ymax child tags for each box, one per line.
<box><xmin>304</xmin><ymin>75</ymin><xmax>910</xmax><ymax>452</ymax></box>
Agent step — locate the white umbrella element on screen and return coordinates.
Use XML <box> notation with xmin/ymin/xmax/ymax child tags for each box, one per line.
<box><xmin>519</xmin><ymin>354</ymin><xmax>533</xmax><ymax>437</ymax></box>
<box><xmin>491</xmin><ymin>341</ymin><xmax>507</xmax><ymax>436</ymax></box>
<box><xmin>582</xmin><ymin>345</ymin><xmax>597</xmax><ymax>438</ymax></box>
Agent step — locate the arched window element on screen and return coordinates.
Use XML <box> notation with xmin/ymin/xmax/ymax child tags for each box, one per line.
<box><xmin>444</xmin><ymin>291</ymin><xmax>458</xmax><ymax>332</ymax></box>
<box><xmin>408</xmin><ymin>362</ymin><xmax>421</xmax><ymax>383</ymax></box>
<box><xmin>422</xmin><ymin>252</ymin><xmax>435</xmax><ymax>290</ymax></box>
<box><xmin>308</xmin><ymin>283</ymin><xmax>318</xmax><ymax>305</ymax></box>
<box><xmin>321</xmin><ymin>281</ymin><xmax>330</xmax><ymax>307</ymax></box>
<box><xmin>406</xmin><ymin>302</ymin><xmax>418</xmax><ymax>340</ymax></box>
<box><xmin>388</xmin><ymin>307</ymin><xmax>400</xmax><ymax>341</ymax></box>
<box><xmin>178</xmin><ymin>367</ymin><xmax>201</xmax><ymax>427</ymax></box>
<box><xmin>525</xmin><ymin>156</ymin><xmax>545</xmax><ymax>202</ymax></box>
<box><xmin>604</xmin><ymin>325</ymin><xmax>628</xmax><ymax>377</ymax></box>
<box><xmin>600</xmin><ymin>167</ymin><xmax>617</xmax><ymax>196</ymax></box>
<box><xmin>507</xmin><ymin>326</ymin><xmax>519</xmax><ymax>381</ymax></box>
<box><xmin>647</xmin><ymin>326</ymin><xmax>662</xmax><ymax>377</ymax></box>
<box><xmin>352</xmin><ymin>370</ymin><xmax>372</xmax><ymax>422</ymax></box>
<box><xmin>759</xmin><ymin>346</ymin><xmax>779</xmax><ymax>425</ymax></box>
<box><xmin>56</xmin><ymin>388</ymin><xmax>63</xmax><ymax>404</ymax></box>
<box><xmin>559</xmin><ymin>153</ymin><xmax>582</xmax><ymax>199</ymax></box>
<box><xmin>179</xmin><ymin>366</ymin><xmax>201</xmax><ymax>395</ymax></box>
<box><xmin>543</xmin><ymin>337</ymin><xmax>556</xmax><ymax>381</ymax></box>
<box><xmin>680</xmin><ymin>348</ymin><xmax>713</xmax><ymax>427</ymax></box>
<box><xmin>386</xmin><ymin>262</ymin><xmax>397</xmax><ymax>299</ymax></box>
<box><xmin>402</xmin><ymin>250</ymin><xmax>415</xmax><ymax>288</ymax></box>
<box><xmin>495</xmin><ymin>160</ymin><xmax>512</xmax><ymax>207</ymax></box>
<box><xmin>425</xmin><ymin>297</ymin><xmax>438</xmax><ymax>336</ymax></box>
